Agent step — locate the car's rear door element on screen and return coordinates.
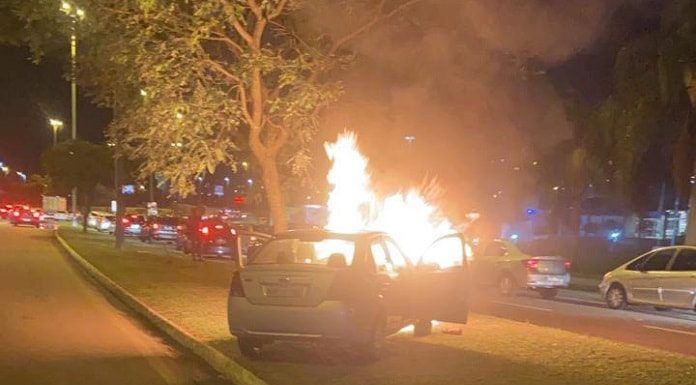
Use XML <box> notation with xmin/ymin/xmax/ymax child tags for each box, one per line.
<box><xmin>410</xmin><ymin>234</ymin><xmax>469</xmax><ymax>324</ymax></box>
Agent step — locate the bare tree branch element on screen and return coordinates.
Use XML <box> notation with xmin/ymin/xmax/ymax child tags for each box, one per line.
<box><xmin>205</xmin><ymin>59</ymin><xmax>240</xmax><ymax>82</ymax></box>
<box><xmin>268</xmin><ymin>0</ymin><xmax>289</xmax><ymax>20</ymax></box>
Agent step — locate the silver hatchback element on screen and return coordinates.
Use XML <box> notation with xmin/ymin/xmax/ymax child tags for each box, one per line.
<box><xmin>600</xmin><ymin>246</ymin><xmax>696</xmax><ymax>310</ymax></box>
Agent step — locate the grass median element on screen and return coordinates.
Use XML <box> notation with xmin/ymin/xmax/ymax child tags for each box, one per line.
<box><xmin>59</xmin><ymin>226</ymin><xmax>696</xmax><ymax>385</ymax></box>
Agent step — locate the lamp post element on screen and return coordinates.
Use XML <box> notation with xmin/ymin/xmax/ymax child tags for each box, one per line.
<box><xmin>49</xmin><ymin>118</ymin><xmax>64</xmax><ymax>146</ymax></box>
<box><xmin>60</xmin><ymin>1</ymin><xmax>84</xmax><ymax>217</ymax></box>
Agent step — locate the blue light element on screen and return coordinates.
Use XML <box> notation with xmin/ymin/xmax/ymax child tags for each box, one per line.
<box><xmin>526</xmin><ymin>208</ymin><xmax>537</xmax><ymax>216</ymax></box>
<box><xmin>608</xmin><ymin>231</ymin><xmax>621</xmax><ymax>242</ymax></box>
<box><xmin>510</xmin><ymin>233</ymin><xmax>519</xmax><ymax>241</ymax></box>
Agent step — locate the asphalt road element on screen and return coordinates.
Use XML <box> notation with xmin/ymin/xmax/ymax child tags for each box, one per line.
<box><xmin>0</xmin><ymin>223</ymin><xmax>229</xmax><ymax>385</ymax></box>
<box><xmin>472</xmin><ymin>287</ymin><xmax>696</xmax><ymax>356</ymax></box>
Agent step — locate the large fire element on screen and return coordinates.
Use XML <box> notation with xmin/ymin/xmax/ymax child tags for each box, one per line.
<box><xmin>324</xmin><ymin>132</ymin><xmax>461</xmax><ymax>268</ymax></box>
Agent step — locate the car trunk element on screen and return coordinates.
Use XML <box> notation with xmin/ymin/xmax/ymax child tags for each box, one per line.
<box><xmin>530</xmin><ymin>256</ymin><xmax>567</xmax><ymax>275</ymax></box>
<box><xmin>241</xmin><ymin>264</ymin><xmax>338</xmax><ymax>307</ymax></box>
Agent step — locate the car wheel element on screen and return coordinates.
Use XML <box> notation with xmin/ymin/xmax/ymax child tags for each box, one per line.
<box><xmin>413</xmin><ymin>320</ymin><xmax>432</xmax><ymax>337</ymax></box>
<box><xmin>355</xmin><ymin>321</ymin><xmax>386</xmax><ymax>363</ymax></box>
<box><xmin>605</xmin><ymin>284</ymin><xmax>627</xmax><ymax>309</ymax></box>
<box><xmin>538</xmin><ymin>288</ymin><xmax>558</xmax><ymax>299</ymax></box>
<box><xmin>237</xmin><ymin>337</ymin><xmax>262</xmax><ymax>360</ymax></box>
<box><xmin>497</xmin><ymin>274</ymin><xmax>517</xmax><ymax>297</ymax></box>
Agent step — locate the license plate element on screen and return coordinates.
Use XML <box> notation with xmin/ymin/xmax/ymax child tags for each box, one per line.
<box><xmin>544</xmin><ymin>276</ymin><xmax>565</xmax><ymax>284</ymax></box>
<box><xmin>215</xmin><ymin>238</ymin><xmax>227</xmax><ymax>245</ymax></box>
<box><xmin>265</xmin><ymin>286</ymin><xmax>304</xmax><ymax>298</ymax></box>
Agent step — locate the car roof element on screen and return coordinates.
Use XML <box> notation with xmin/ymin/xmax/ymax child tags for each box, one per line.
<box><xmin>275</xmin><ymin>229</ymin><xmax>384</xmax><ymax>241</ymax></box>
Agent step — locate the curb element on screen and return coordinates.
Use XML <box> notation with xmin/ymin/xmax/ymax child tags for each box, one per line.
<box><xmin>55</xmin><ymin>231</ymin><xmax>268</xmax><ymax>385</ymax></box>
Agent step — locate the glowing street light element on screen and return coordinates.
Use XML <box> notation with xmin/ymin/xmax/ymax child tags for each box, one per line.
<box><xmin>49</xmin><ymin>118</ymin><xmax>64</xmax><ymax>146</ymax></box>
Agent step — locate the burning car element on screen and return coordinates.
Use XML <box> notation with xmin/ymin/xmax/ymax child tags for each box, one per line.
<box><xmin>227</xmin><ymin>229</ymin><xmax>469</xmax><ymax>360</ymax></box>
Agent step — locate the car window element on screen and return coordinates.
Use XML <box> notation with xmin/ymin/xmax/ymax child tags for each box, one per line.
<box><xmin>370</xmin><ymin>240</ymin><xmax>393</xmax><ymax>274</ymax></box>
<box><xmin>421</xmin><ymin>235</ymin><xmax>464</xmax><ymax>269</ymax></box>
<box><xmin>640</xmin><ymin>249</ymin><xmax>675</xmax><ymax>271</ymax></box>
<box><xmin>626</xmin><ymin>254</ymin><xmax>651</xmax><ymax>271</ymax></box>
<box><xmin>251</xmin><ymin>238</ymin><xmax>355</xmax><ymax>266</ymax></box>
<box><xmin>670</xmin><ymin>249</ymin><xmax>696</xmax><ymax>271</ymax></box>
<box><xmin>384</xmin><ymin>239</ymin><xmax>408</xmax><ymax>270</ymax></box>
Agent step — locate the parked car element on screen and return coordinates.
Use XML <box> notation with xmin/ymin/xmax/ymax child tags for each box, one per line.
<box><xmin>227</xmin><ymin>229</ymin><xmax>470</xmax><ymax>360</ymax></box>
<box><xmin>97</xmin><ymin>215</ymin><xmax>115</xmax><ymax>233</ymax></box>
<box><xmin>600</xmin><ymin>246</ymin><xmax>696</xmax><ymax>311</ymax></box>
<box><xmin>141</xmin><ymin>216</ymin><xmax>180</xmax><ymax>242</ymax></box>
<box><xmin>9</xmin><ymin>206</ymin><xmax>42</xmax><ymax>228</ymax></box>
<box><xmin>0</xmin><ymin>204</ymin><xmax>14</xmax><ymax>220</ymax></box>
<box><xmin>180</xmin><ymin>217</ymin><xmax>239</xmax><ymax>258</ymax></box>
<box><xmin>121</xmin><ymin>214</ymin><xmax>145</xmax><ymax>236</ymax></box>
<box><xmin>473</xmin><ymin>240</ymin><xmax>570</xmax><ymax>298</ymax></box>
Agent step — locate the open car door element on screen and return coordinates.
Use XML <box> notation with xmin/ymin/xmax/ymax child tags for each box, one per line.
<box><xmin>410</xmin><ymin>233</ymin><xmax>470</xmax><ymax>324</ymax></box>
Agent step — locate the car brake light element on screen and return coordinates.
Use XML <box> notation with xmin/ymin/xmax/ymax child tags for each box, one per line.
<box><xmin>564</xmin><ymin>260</ymin><xmax>572</xmax><ymax>270</ymax></box>
<box><xmin>230</xmin><ymin>271</ymin><xmax>245</xmax><ymax>297</ymax></box>
<box><xmin>214</xmin><ymin>224</ymin><xmax>224</xmax><ymax>230</ymax></box>
<box><xmin>0</xmin><ymin>208</ymin><xmax>6</xmax><ymax>213</ymax></box>
<box><xmin>122</xmin><ymin>218</ymin><xmax>130</xmax><ymax>224</ymax></box>
<box><xmin>524</xmin><ymin>257</ymin><xmax>540</xmax><ymax>271</ymax></box>
<box><xmin>13</xmin><ymin>211</ymin><xmax>19</xmax><ymax>217</ymax></box>
<box><xmin>32</xmin><ymin>212</ymin><xmax>40</xmax><ymax>218</ymax></box>
<box><xmin>176</xmin><ymin>225</ymin><xmax>183</xmax><ymax>230</ymax></box>
<box><xmin>230</xmin><ymin>228</ymin><xmax>237</xmax><ymax>235</ymax></box>
<box><xmin>200</xmin><ymin>226</ymin><xmax>209</xmax><ymax>235</ymax></box>
<box><xmin>153</xmin><ymin>223</ymin><xmax>159</xmax><ymax>230</ymax></box>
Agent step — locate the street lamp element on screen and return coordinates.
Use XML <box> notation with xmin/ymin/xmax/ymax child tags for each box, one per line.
<box><xmin>60</xmin><ymin>1</ymin><xmax>85</xmax><ymax>216</ymax></box>
<box><xmin>49</xmin><ymin>118</ymin><xmax>64</xmax><ymax>146</ymax></box>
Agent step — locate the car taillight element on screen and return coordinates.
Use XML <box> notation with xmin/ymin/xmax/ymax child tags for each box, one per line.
<box><xmin>200</xmin><ymin>226</ymin><xmax>209</xmax><ymax>235</ymax></box>
<box><xmin>214</xmin><ymin>224</ymin><xmax>224</xmax><ymax>230</ymax></box>
<box><xmin>564</xmin><ymin>260</ymin><xmax>572</xmax><ymax>270</ymax></box>
<box><xmin>13</xmin><ymin>211</ymin><xmax>20</xmax><ymax>217</ymax></box>
<box><xmin>230</xmin><ymin>228</ymin><xmax>237</xmax><ymax>235</ymax></box>
<box><xmin>229</xmin><ymin>271</ymin><xmax>245</xmax><ymax>297</ymax></box>
<box><xmin>32</xmin><ymin>212</ymin><xmax>40</xmax><ymax>218</ymax></box>
<box><xmin>122</xmin><ymin>218</ymin><xmax>130</xmax><ymax>224</ymax></box>
<box><xmin>524</xmin><ymin>257</ymin><xmax>540</xmax><ymax>271</ymax></box>
<box><xmin>176</xmin><ymin>225</ymin><xmax>183</xmax><ymax>231</ymax></box>
<box><xmin>153</xmin><ymin>223</ymin><xmax>159</xmax><ymax>230</ymax></box>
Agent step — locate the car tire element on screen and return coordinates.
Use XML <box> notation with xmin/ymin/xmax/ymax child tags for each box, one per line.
<box><xmin>354</xmin><ymin>321</ymin><xmax>386</xmax><ymax>363</ymax></box>
<box><xmin>538</xmin><ymin>288</ymin><xmax>558</xmax><ymax>299</ymax></box>
<box><xmin>497</xmin><ymin>274</ymin><xmax>517</xmax><ymax>297</ymax></box>
<box><xmin>605</xmin><ymin>284</ymin><xmax>627</xmax><ymax>310</ymax></box>
<box><xmin>237</xmin><ymin>337</ymin><xmax>262</xmax><ymax>360</ymax></box>
<box><xmin>413</xmin><ymin>320</ymin><xmax>432</xmax><ymax>337</ymax></box>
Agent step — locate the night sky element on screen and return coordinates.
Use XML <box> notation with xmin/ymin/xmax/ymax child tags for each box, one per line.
<box><xmin>0</xmin><ymin>45</ymin><xmax>109</xmax><ymax>174</ymax></box>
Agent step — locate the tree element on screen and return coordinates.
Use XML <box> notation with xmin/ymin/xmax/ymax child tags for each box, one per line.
<box><xmin>42</xmin><ymin>140</ymin><xmax>113</xmax><ymax>231</ymax></box>
<box><xmin>578</xmin><ymin>0</ymin><xmax>696</xmax><ymax>243</ymax></box>
<box><xmin>11</xmin><ymin>0</ymin><xmax>422</xmax><ymax>233</ymax></box>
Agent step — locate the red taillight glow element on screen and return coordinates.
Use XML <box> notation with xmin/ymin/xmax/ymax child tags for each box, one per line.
<box><xmin>200</xmin><ymin>226</ymin><xmax>209</xmax><ymax>235</ymax></box>
<box><xmin>122</xmin><ymin>218</ymin><xmax>130</xmax><ymax>224</ymax></box>
<box><xmin>176</xmin><ymin>225</ymin><xmax>183</xmax><ymax>231</ymax></box>
<box><xmin>564</xmin><ymin>260</ymin><xmax>572</xmax><ymax>270</ymax></box>
<box><xmin>13</xmin><ymin>211</ymin><xmax>20</xmax><ymax>217</ymax></box>
<box><xmin>230</xmin><ymin>228</ymin><xmax>237</xmax><ymax>235</ymax></box>
<box><xmin>152</xmin><ymin>223</ymin><xmax>159</xmax><ymax>230</ymax></box>
<box><xmin>525</xmin><ymin>257</ymin><xmax>540</xmax><ymax>271</ymax></box>
<box><xmin>32</xmin><ymin>212</ymin><xmax>40</xmax><ymax>218</ymax></box>
<box><xmin>214</xmin><ymin>224</ymin><xmax>224</xmax><ymax>230</ymax></box>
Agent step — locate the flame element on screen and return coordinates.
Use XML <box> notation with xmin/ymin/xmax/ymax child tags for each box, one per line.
<box><xmin>324</xmin><ymin>132</ymin><xmax>460</xmax><ymax>267</ymax></box>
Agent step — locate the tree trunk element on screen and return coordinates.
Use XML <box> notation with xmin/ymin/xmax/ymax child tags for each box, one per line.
<box><xmin>685</xmin><ymin>159</ymin><xmax>696</xmax><ymax>245</ymax></box>
<box><xmin>81</xmin><ymin>204</ymin><xmax>90</xmax><ymax>233</ymax></box>
<box><xmin>258</xmin><ymin>154</ymin><xmax>287</xmax><ymax>233</ymax></box>
<box><xmin>114</xmin><ymin>155</ymin><xmax>124</xmax><ymax>249</ymax></box>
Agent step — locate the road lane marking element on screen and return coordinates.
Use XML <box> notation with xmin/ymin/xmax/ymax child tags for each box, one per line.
<box><xmin>643</xmin><ymin>325</ymin><xmax>696</xmax><ymax>336</ymax></box>
<box><xmin>491</xmin><ymin>301</ymin><xmax>552</xmax><ymax>312</ymax></box>
<box><xmin>556</xmin><ymin>296</ymin><xmax>606</xmax><ymax>306</ymax></box>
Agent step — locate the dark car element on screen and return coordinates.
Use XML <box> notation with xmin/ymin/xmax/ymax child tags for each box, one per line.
<box><xmin>9</xmin><ymin>206</ymin><xmax>42</xmax><ymax>228</ymax></box>
<box><xmin>141</xmin><ymin>216</ymin><xmax>180</xmax><ymax>242</ymax></box>
<box><xmin>121</xmin><ymin>214</ymin><xmax>145</xmax><ymax>236</ymax></box>
<box><xmin>227</xmin><ymin>229</ymin><xmax>470</xmax><ymax>360</ymax></box>
<box><xmin>181</xmin><ymin>217</ymin><xmax>239</xmax><ymax>259</ymax></box>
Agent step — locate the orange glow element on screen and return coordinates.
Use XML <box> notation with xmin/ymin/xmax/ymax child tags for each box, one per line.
<box><xmin>324</xmin><ymin>132</ymin><xmax>460</xmax><ymax>267</ymax></box>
